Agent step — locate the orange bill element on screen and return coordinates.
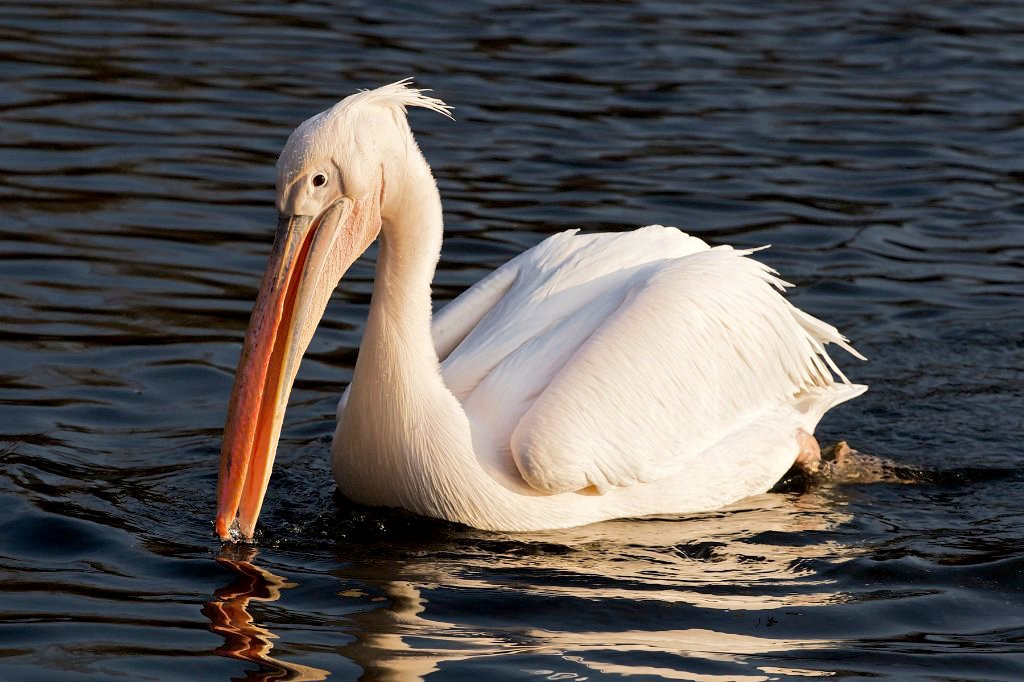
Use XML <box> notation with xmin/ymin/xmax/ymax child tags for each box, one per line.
<box><xmin>216</xmin><ymin>194</ymin><xmax>376</xmax><ymax>541</ymax></box>
<box><xmin>215</xmin><ymin>214</ymin><xmax>315</xmax><ymax>540</ymax></box>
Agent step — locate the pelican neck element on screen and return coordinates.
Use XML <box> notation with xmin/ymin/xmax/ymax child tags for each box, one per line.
<box><xmin>357</xmin><ymin>169</ymin><xmax>445</xmax><ymax>380</ymax></box>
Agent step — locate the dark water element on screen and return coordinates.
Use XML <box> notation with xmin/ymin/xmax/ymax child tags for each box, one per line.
<box><xmin>2</xmin><ymin>1</ymin><xmax>1023</xmax><ymax>679</ymax></box>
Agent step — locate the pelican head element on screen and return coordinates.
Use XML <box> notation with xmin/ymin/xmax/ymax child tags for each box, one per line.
<box><xmin>215</xmin><ymin>80</ymin><xmax>452</xmax><ymax>540</ymax></box>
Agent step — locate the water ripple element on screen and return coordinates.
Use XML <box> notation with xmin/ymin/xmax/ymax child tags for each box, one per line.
<box><xmin>1</xmin><ymin>0</ymin><xmax>1023</xmax><ymax>679</ymax></box>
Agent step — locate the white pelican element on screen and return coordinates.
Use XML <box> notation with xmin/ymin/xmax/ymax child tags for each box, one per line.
<box><xmin>215</xmin><ymin>79</ymin><xmax>866</xmax><ymax>541</ymax></box>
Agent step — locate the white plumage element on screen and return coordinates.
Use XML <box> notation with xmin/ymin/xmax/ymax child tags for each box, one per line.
<box><xmin>216</xmin><ymin>80</ymin><xmax>866</xmax><ymax>540</ymax></box>
<box><xmin>334</xmin><ymin>222</ymin><xmax>865</xmax><ymax>531</ymax></box>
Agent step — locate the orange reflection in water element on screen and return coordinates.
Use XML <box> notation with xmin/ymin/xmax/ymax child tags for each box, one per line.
<box><xmin>203</xmin><ymin>547</ymin><xmax>329</xmax><ymax>682</ymax></box>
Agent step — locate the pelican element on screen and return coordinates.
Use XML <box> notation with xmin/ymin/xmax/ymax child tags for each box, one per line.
<box><xmin>215</xmin><ymin>80</ymin><xmax>866</xmax><ymax>541</ymax></box>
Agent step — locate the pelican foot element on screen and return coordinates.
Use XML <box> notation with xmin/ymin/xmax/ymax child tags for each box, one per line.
<box><xmin>795</xmin><ymin>428</ymin><xmax>821</xmax><ymax>474</ymax></box>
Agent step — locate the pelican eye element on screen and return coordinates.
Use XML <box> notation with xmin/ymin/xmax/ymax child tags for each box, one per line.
<box><xmin>312</xmin><ymin>173</ymin><xmax>328</xmax><ymax>188</ymax></box>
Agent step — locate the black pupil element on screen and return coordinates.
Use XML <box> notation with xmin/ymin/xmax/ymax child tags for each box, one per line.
<box><xmin>312</xmin><ymin>174</ymin><xmax>326</xmax><ymax>187</ymax></box>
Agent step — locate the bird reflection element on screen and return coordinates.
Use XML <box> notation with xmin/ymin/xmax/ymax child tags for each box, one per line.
<box><xmin>337</xmin><ymin>578</ymin><xmax>512</xmax><ymax>681</ymax></box>
<box><xmin>205</xmin><ymin>469</ymin><xmax>866</xmax><ymax>681</ymax></box>
<box><xmin>327</xmin><ymin>484</ymin><xmax>859</xmax><ymax>681</ymax></box>
<box><xmin>203</xmin><ymin>546</ymin><xmax>329</xmax><ymax>681</ymax></box>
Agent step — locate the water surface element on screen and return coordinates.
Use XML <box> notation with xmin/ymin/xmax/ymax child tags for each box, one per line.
<box><xmin>2</xmin><ymin>1</ymin><xmax>1023</xmax><ymax>680</ymax></box>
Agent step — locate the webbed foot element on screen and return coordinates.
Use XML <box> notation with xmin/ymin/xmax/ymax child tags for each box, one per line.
<box><xmin>795</xmin><ymin>428</ymin><xmax>821</xmax><ymax>473</ymax></box>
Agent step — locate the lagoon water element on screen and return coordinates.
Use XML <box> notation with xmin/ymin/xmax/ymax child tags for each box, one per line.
<box><xmin>1</xmin><ymin>1</ymin><xmax>1023</xmax><ymax>679</ymax></box>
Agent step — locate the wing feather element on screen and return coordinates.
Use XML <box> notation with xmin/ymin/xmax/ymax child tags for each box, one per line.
<box><xmin>510</xmin><ymin>245</ymin><xmax>864</xmax><ymax>495</ymax></box>
<box><xmin>442</xmin><ymin>226</ymin><xmax>708</xmax><ymax>401</ymax></box>
<box><xmin>431</xmin><ymin>259</ymin><xmax>520</xmax><ymax>361</ymax></box>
